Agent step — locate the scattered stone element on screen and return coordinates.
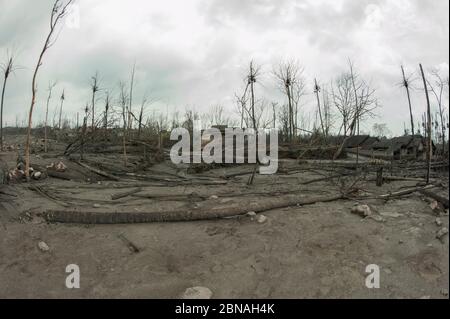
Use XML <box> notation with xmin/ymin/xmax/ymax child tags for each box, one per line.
<box><xmin>32</xmin><ymin>171</ymin><xmax>42</xmax><ymax>180</ymax></box>
<box><xmin>351</xmin><ymin>204</ymin><xmax>372</xmax><ymax>218</ymax></box>
<box><xmin>93</xmin><ymin>204</ymin><xmax>101</xmax><ymax>208</ymax></box>
<box><xmin>209</xmin><ymin>195</ymin><xmax>219</xmax><ymax>200</ymax></box>
<box><xmin>246</xmin><ymin>211</ymin><xmax>257</xmax><ymax>217</ymax></box>
<box><xmin>430</xmin><ymin>200</ymin><xmax>439</xmax><ymax>211</ymax></box>
<box><xmin>181</xmin><ymin>286</ymin><xmax>213</xmax><ymax>299</ymax></box>
<box><xmin>380</xmin><ymin>212</ymin><xmax>403</xmax><ymax>218</ymax></box>
<box><xmin>47</xmin><ymin>161</ymin><xmax>67</xmax><ymax>172</ymax></box>
<box><xmin>38</xmin><ymin>241</ymin><xmax>50</xmax><ymax>252</ymax></box>
<box><xmin>55</xmin><ymin>161</ymin><xmax>67</xmax><ymax>172</ymax></box>
<box><xmin>383</xmin><ymin>268</ymin><xmax>392</xmax><ymax>274</ymax></box>
<box><xmin>256</xmin><ymin>214</ymin><xmax>268</xmax><ymax>224</ymax></box>
<box><xmin>436</xmin><ymin>227</ymin><xmax>449</xmax><ymax>240</ymax></box>
<box><xmin>435</xmin><ymin>218</ymin><xmax>443</xmax><ymax>227</ymax></box>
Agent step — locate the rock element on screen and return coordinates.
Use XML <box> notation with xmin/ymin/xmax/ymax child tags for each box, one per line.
<box><xmin>209</xmin><ymin>195</ymin><xmax>219</xmax><ymax>200</ymax></box>
<box><xmin>32</xmin><ymin>171</ymin><xmax>42</xmax><ymax>180</ymax></box>
<box><xmin>430</xmin><ymin>200</ymin><xmax>439</xmax><ymax>210</ymax></box>
<box><xmin>55</xmin><ymin>161</ymin><xmax>67</xmax><ymax>172</ymax></box>
<box><xmin>181</xmin><ymin>286</ymin><xmax>213</xmax><ymax>299</ymax></box>
<box><xmin>246</xmin><ymin>211</ymin><xmax>257</xmax><ymax>217</ymax></box>
<box><xmin>93</xmin><ymin>204</ymin><xmax>101</xmax><ymax>208</ymax></box>
<box><xmin>257</xmin><ymin>214</ymin><xmax>268</xmax><ymax>224</ymax></box>
<box><xmin>436</xmin><ymin>227</ymin><xmax>449</xmax><ymax>240</ymax></box>
<box><xmin>38</xmin><ymin>241</ymin><xmax>50</xmax><ymax>252</ymax></box>
<box><xmin>351</xmin><ymin>204</ymin><xmax>372</xmax><ymax>218</ymax></box>
<box><xmin>435</xmin><ymin>218</ymin><xmax>443</xmax><ymax>227</ymax></box>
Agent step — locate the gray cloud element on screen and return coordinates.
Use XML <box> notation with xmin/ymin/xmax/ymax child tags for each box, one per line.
<box><xmin>0</xmin><ymin>0</ymin><xmax>448</xmax><ymax>134</ymax></box>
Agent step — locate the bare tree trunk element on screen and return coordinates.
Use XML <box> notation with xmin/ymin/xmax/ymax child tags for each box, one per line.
<box><xmin>314</xmin><ymin>78</ymin><xmax>325</xmax><ymax>136</ymax></box>
<box><xmin>24</xmin><ymin>1</ymin><xmax>74</xmax><ymax>179</ymax></box>
<box><xmin>401</xmin><ymin>66</ymin><xmax>415</xmax><ymax>135</ymax></box>
<box><xmin>58</xmin><ymin>89</ymin><xmax>65</xmax><ymax>130</ymax></box>
<box><xmin>44</xmin><ymin>83</ymin><xmax>55</xmax><ymax>153</ymax></box>
<box><xmin>419</xmin><ymin>64</ymin><xmax>432</xmax><ymax>184</ymax></box>
<box><xmin>128</xmin><ymin>63</ymin><xmax>136</xmax><ymax>133</ymax></box>
<box><xmin>0</xmin><ymin>75</ymin><xmax>7</xmax><ymax>151</ymax></box>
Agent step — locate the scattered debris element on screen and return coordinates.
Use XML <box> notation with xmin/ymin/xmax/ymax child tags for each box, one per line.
<box><xmin>351</xmin><ymin>204</ymin><xmax>372</xmax><ymax>218</ymax></box>
<box><xmin>380</xmin><ymin>212</ymin><xmax>403</xmax><ymax>218</ymax></box>
<box><xmin>181</xmin><ymin>286</ymin><xmax>213</xmax><ymax>299</ymax></box>
<box><xmin>256</xmin><ymin>214</ymin><xmax>268</xmax><ymax>224</ymax></box>
<box><xmin>430</xmin><ymin>200</ymin><xmax>439</xmax><ymax>211</ymax></box>
<box><xmin>209</xmin><ymin>195</ymin><xmax>219</xmax><ymax>200</ymax></box>
<box><xmin>118</xmin><ymin>233</ymin><xmax>140</xmax><ymax>253</ymax></box>
<box><xmin>436</xmin><ymin>227</ymin><xmax>449</xmax><ymax>241</ymax></box>
<box><xmin>32</xmin><ymin>171</ymin><xmax>42</xmax><ymax>180</ymax></box>
<box><xmin>435</xmin><ymin>218</ymin><xmax>443</xmax><ymax>227</ymax></box>
<box><xmin>246</xmin><ymin>211</ymin><xmax>257</xmax><ymax>217</ymax></box>
<box><xmin>38</xmin><ymin>241</ymin><xmax>50</xmax><ymax>252</ymax></box>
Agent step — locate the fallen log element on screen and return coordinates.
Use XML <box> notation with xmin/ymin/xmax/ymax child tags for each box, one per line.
<box><xmin>376</xmin><ymin>184</ymin><xmax>436</xmax><ymax>199</ymax></box>
<box><xmin>118</xmin><ymin>233</ymin><xmax>140</xmax><ymax>253</ymax></box>
<box><xmin>75</xmin><ymin>161</ymin><xmax>120</xmax><ymax>181</ymax></box>
<box><xmin>418</xmin><ymin>189</ymin><xmax>449</xmax><ymax>209</ymax></box>
<box><xmin>111</xmin><ymin>187</ymin><xmax>142</xmax><ymax>200</ymax></box>
<box><xmin>43</xmin><ymin>194</ymin><xmax>344</xmax><ymax>224</ymax></box>
<box><xmin>300</xmin><ymin>172</ymin><xmax>356</xmax><ymax>185</ymax></box>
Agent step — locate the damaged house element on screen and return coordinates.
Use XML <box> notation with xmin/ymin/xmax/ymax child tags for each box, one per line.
<box><xmin>370</xmin><ymin>135</ymin><xmax>434</xmax><ymax>160</ymax></box>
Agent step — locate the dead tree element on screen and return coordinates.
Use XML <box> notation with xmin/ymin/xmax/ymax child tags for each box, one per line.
<box><xmin>24</xmin><ymin>0</ymin><xmax>74</xmax><ymax>179</ymax></box>
<box><xmin>44</xmin><ymin>81</ymin><xmax>56</xmax><ymax>152</ymax></box>
<box><xmin>137</xmin><ymin>95</ymin><xmax>148</xmax><ymax>139</ymax></box>
<box><xmin>128</xmin><ymin>63</ymin><xmax>136</xmax><ymax>133</ymax></box>
<box><xmin>314</xmin><ymin>78</ymin><xmax>325</xmax><ymax>136</ymax></box>
<box><xmin>119</xmin><ymin>81</ymin><xmax>129</xmax><ymax>166</ymax></box>
<box><xmin>271</xmin><ymin>102</ymin><xmax>277</xmax><ymax>129</ymax></box>
<box><xmin>400</xmin><ymin>65</ymin><xmax>415</xmax><ymax>135</ymax></box>
<box><xmin>80</xmin><ymin>103</ymin><xmax>88</xmax><ymax>160</ymax></box>
<box><xmin>1</xmin><ymin>51</ymin><xmax>18</xmax><ymax>151</ymax></box>
<box><xmin>332</xmin><ymin>73</ymin><xmax>355</xmax><ymax>137</ymax></box>
<box><xmin>90</xmin><ymin>72</ymin><xmax>99</xmax><ymax>132</ymax></box>
<box><xmin>58</xmin><ymin>89</ymin><xmax>65</xmax><ymax>130</ymax></box>
<box><xmin>419</xmin><ymin>64</ymin><xmax>432</xmax><ymax>184</ymax></box>
<box><xmin>103</xmin><ymin>91</ymin><xmax>110</xmax><ymax>134</ymax></box>
<box><xmin>248</xmin><ymin>61</ymin><xmax>259</xmax><ymax>131</ymax></box>
<box><xmin>273</xmin><ymin>60</ymin><xmax>305</xmax><ymax>141</ymax></box>
<box><xmin>427</xmin><ymin>68</ymin><xmax>448</xmax><ymax>156</ymax></box>
<box><xmin>333</xmin><ymin>60</ymin><xmax>378</xmax><ymax>160</ymax></box>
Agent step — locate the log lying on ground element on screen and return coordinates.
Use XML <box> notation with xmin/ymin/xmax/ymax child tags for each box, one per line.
<box><xmin>418</xmin><ymin>189</ymin><xmax>449</xmax><ymax>209</ymax></box>
<box><xmin>75</xmin><ymin>160</ymin><xmax>120</xmax><ymax>181</ymax></box>
<box><xmin>376</xmin><ymin>184</ymin><xmax>436</xmax><ymax>199</ymax></box>
<box><xmin>111</xmin><ymin>187</ymin><xmax>142</xmax><ymax>200</ymax></box>
<box><xmin>43</xmin><ymin>194</ymin><xmax>344</xmax><ymax>224</ymax></box>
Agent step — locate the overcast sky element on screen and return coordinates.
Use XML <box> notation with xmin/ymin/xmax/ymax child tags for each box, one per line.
<box><xmin>0</xmin><ymin>0</ymin><xmax>448</xmax><ymax>135</ymax></box>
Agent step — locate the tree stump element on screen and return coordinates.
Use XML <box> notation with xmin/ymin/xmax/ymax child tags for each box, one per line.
<box><xmin>376</xmin><ymin>167</ymin><xmax>383</xmax><ymax>187</ymax></box>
